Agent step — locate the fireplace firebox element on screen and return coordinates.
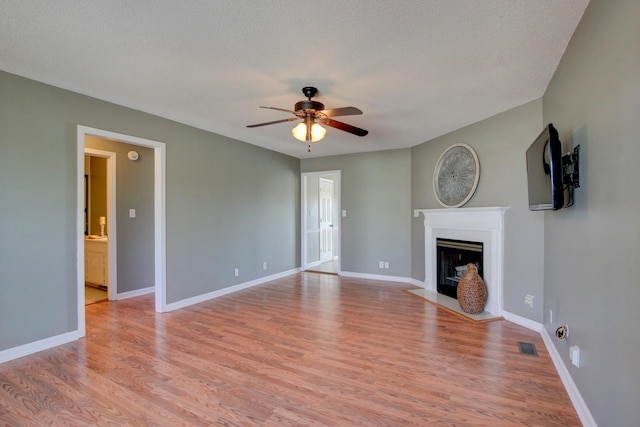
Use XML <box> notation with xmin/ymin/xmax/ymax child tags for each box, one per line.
<box><xmin>436</xmin><ymin>238</ymin><xmax>483</xmax><ymax>299</ymax></box>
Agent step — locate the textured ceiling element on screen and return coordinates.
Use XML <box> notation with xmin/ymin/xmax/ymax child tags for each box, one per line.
<box><xmin>0</xmin><ymin>1</ymin><xmax>589</xmax><ymax>158</ymax></box>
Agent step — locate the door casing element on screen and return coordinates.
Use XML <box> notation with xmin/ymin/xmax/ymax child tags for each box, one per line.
<box><xmin>76</xmin><ymin>125</ymin><xmax>167</xmax><ymax>337</ymax></box>
<box><xmin>301</xmin><ymin>170</ymin><xmax>341</xmax><ymax>271</ymax></box>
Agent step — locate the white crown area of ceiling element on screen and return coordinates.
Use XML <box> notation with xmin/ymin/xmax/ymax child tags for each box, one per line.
<box><xmin>0</xmin><ymin>1</ymin><xmax>589</xmax><ymax>158</ymax></box>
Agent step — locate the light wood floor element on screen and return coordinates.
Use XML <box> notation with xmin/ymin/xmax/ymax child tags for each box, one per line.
<box><xmin>85</xmin><ymin>285</ymin><xmax>108</xmax><ymax>305</ymax></box>
<box><xmin>0</xmin><ymin>273</ymin><xmax>580</xmax><ymax>426</ymax></box>
<box><xmin>305</xmin><ymin>259</ymin><xmax>339</xmax><ymax>274</ymax></box>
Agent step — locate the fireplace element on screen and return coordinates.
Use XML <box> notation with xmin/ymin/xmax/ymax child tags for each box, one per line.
<box><xmin>414</xmin><ymin>207</ymin><xmax>507</xmax><ymax>316</ymax></box>
<box><xmin>436</xmin><ymin>238</ymin><xmax>483</xmax><ymax>299</ymax></box>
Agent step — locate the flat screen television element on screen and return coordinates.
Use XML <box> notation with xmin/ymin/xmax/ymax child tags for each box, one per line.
<box><xmin>526</xmin><ymin>123</ymin><xmax>564</xmax><ymax>210</ymax></box>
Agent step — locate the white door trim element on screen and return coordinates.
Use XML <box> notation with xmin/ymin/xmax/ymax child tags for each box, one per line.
<box><xmin>300</xmin><ymin>170</ymin><xmax>341</xmax><ymax>272</ymax></box>
<box><xmin>84</xmin><ymin>148</ymin><xmax>117</xmax><ymax>301</ymax></box>
<box><xmin>76</xmin><ymin>126</ymin><xmax>167</xmax><ymax>337</ymax></box>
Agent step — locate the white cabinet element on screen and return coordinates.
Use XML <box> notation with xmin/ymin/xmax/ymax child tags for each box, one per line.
<box><xmin>85</xmin><ymin>238</ymin><xmax>108</xmax><ymax>288</ymax></box>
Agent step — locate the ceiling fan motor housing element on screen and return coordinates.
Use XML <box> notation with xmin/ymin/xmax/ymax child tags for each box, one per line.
<box><xmin>295</xmin><ymin>100</ymin><xmax>324</xmax><ymax>112</ymax></box>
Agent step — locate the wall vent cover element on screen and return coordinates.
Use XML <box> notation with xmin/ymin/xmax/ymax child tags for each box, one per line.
<box><xmin>518</xmin><ymin>342</ymin><xmax>538</xmax><ymax>356</ymax></box>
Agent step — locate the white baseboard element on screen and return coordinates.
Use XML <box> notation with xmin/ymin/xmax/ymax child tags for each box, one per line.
<box><xmin>0</xmin><ymin>330</ymin><xmax>79</xmax><ymax>364</ymax></box>
<box><xmin>164</xmin><ymin>268</ymin><xmax>301</xmax><ymax>312</ymax></box>
<box><xmin>116</xmin><ymin>286</ymin><xmax>155</xmax><ymax>300</ymax></box>
<box><xmin>407</xmin><ymin>278</ymin><xmax>425</xmax><ymax>288</ymax></box>
<box><xmin>540</xmin><ymin>327</ymin><xmax>597</xmax><ymax>427</ymax></box>
<box><xmin>501</xmin><ymin>311</ymin><xmax>596</xmax><ymax>426</ymax></box>
<box><xmin>339</xmin><ymin>271</ymin><xmax>414</xmax><ymax>284</ymax></box>
<box><xmin>502</xmin><ymin>310</ymin><xmax>543</xmax><ymax>332</ymax></box>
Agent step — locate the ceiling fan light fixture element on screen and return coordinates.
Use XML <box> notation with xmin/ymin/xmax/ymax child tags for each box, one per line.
<box><xmin>292</xmin><ymin>122</ymin><xmax>307</xmax><ymax>141</ymax></box>
<box><xmin>310</xmin><ymin>123</ymin><xmax>327</xmax><ymax>142</ymax></box>
<box><xmin>292</xmin><ymin>122</ymin><xmax>326</xmax><ymax>142</ymax></box>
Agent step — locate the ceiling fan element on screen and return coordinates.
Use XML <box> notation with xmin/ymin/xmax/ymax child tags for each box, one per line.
<box><xmin>247</xmin><ymin>86</ymin><xmax>368</xmax><ymax>151</ymax></box>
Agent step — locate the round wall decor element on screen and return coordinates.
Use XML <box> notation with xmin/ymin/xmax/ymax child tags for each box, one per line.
<box><xmin>433</xmin><ymin>143</ymin><xmax>480</xmax><ymax>208</ymax></box>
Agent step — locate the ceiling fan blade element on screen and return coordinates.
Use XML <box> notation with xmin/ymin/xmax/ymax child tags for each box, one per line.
<box><xmin>246</xmin><ymin>117</ymin><xmax>300</xmax><ymax>128</ymax></box>
<box><xmin>321</xmin><ymin>118</ymin><xmax>368</xmax><ymax>137</ymax></box>
<box><xmin>320</xmin><ymin>106</ymin><xmax>363</xmax><ymax>117</ymax></box>
<box><xmin>259</xmin><ymin>106</ymin><xmax>296</xmax><ymax>114</ymax></box>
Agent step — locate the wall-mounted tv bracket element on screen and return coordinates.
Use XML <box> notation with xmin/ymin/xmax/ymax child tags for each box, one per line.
<box><xmin>562</xmin><ymin>145</ymin><xmax>580</xmax><ymax>188</ymax></box>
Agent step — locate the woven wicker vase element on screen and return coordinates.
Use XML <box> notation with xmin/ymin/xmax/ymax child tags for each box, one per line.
<box><xmin>457</xmin><ymin>263</ymin><xmax>487</xmax><ymax>314</ymax></box>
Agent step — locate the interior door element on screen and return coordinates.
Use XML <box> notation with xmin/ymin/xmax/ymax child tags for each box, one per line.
<box><xmin>319</xmin><ymin>178</ymin><xmax>334</xmax><ymax>263</ymax></box>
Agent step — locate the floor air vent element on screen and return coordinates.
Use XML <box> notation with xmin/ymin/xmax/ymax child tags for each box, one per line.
<box><xmin>518</xmin><ymin>342</ymin><xmax>538</xmax><ymax>356</ymax></box>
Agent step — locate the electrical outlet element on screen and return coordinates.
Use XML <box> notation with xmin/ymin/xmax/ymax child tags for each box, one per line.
<box><xmin>379</xmin><ymin>261</ymin><xmax>384</xmax><ymax>269</ymax></box>
<box><xmin>262</xmin><ymin>262</ymin><xmax>267</xmax><ymax>270</ymax></box>
<box><xmin>234</xmin><ymin>268</ymin><xmax>239</xmax><ymax>277</ymax></box>
<box><xmin>570</xmin><ymin>345</ymin><xmax>581</xmax><ymax>367</ymax></box>
<box><xmin>384</xmin><ymin>261</ymin><xmax>389</xmax><ymax>269</ymax></box>
<box><xmin>524</xmin><ymin>294</ymin><xmax>534</xmax><ymax>308</ymax></box>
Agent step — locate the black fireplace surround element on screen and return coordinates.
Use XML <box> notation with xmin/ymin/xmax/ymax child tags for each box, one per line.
<box><xmin>436</xmin><ymin>238</ymin><xmax>483</xmax><ymax>299</ymax></box>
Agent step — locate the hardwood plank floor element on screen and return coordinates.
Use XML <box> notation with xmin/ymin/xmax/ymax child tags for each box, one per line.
<box><xmin>0</xmin><ymin>273</ymin><xmax>580</xmax><ymax>426</ymax></box>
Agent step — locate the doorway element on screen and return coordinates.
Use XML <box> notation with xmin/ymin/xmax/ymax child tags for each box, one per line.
<box><xmin>76</xmin><ymin>126</ymin><xmax>167</xmax><ymax>338</ymax></box>
<box><xmin>319</xmin><ymin>177</ymin><xmax>334</xmax><ymax>264</ymax></box>
<box><xmin>84</xmin><ymin>149</ymin><xmax>116</xmax><ymax>304</ymax></box>
<box><xmin>301</xmin><ymin>171</ymin><xmax>340</xmax><ymax>274</ymax></box>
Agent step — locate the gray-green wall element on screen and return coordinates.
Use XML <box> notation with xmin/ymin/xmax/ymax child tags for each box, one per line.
<box><xmin>411</xmin><ymin>99</ymin><xmax>546</xmax><ymax>321</ymax></box>
<box><xmin>301</xmin><ymin>149</ymin><xmax>412</xmax><ymax>277</ymax></box>
<box><xmin>542</xmin><ymin>0</ymin><xmax>640</xmax><ymax>424</ymax></box>
<box><xmin>0</xmin><ymin>70</ymin><xmax>300</xmax><ymax>350</ymax></box>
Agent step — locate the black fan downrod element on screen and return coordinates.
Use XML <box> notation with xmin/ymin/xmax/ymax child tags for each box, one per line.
<box><xmin>302</xmin><ymin>86</ymin><xmax>318</xmax><ymax>99</ymax></box>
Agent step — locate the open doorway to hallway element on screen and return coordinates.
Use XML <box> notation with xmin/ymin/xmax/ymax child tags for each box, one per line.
<box><xmin>301</xmin><ymin>171</ymin><xmax>341</xmax><ymax>275</ymax></box>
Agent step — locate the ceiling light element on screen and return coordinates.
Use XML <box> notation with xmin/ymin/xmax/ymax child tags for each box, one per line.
<box><xmin>292</xmin><ymin>121</ymin><xmax>326</xmax><ymax>142</ymax></box>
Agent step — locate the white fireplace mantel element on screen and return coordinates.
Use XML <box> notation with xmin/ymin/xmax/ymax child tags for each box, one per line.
<box><xmin>414</xmin><ymin>207</ymin><xmax>508</xmax><ymax>316</ymax></box>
